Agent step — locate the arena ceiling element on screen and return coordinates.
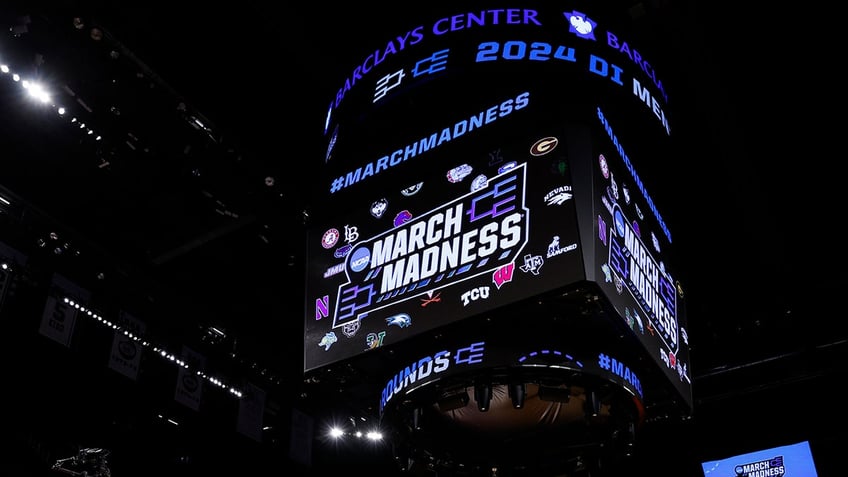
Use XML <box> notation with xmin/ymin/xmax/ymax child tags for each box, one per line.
<box><xmin>0</xmin><ymin>2</ymin><xmax>843</xmax><ymax>476</ymax></box>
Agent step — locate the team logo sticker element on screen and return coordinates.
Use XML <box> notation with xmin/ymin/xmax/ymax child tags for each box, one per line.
<box><xmin>470</xmin><ymin>174</ymin><xmax>488</xmax><ymax>191</ymax></box>
<box><xmin>599</xmin><ymin>153</ymin><xmax>610</xmax><ymax>178</ymax></box>
<box><xmin>544</xmin><ymin>185</ymin><xmax>573</xmax><ymax>206</ymax></box>
<box><xmin>318</xmin><ymin>332</ymin><xmax>338</xmax><ymax>351</ymax></box>
<box><xmin>386</xmin><ymin>313</ymin><xmax>412</xmax><ymax>328</ymax></box>
<box><xmin>370</xmin><ymin>199</ymin><xmax>388</xmax><ymax>218</ymax></box>
<box><xmin>498</xmin><ymin>161</ymin><xmax>518</xmax><ymax>174</ymax></box>
<box><xmin>322</xmin><ymin>228</ymin><xmax>340</xmax><ymax>249</ymax></box>
<box><xmin>563</xmin><ymin>11</ymin><xmax>597</xmax><ymax>40</ymax></box>
<box><xmin>446</xmin><ymin>164</ymin><xmax>473</xmax><ymax>183</ymax></box>
<box><xmin>401</xmin><ymin>182</ymin><xmax>423</xmax><ymax>196</ymax></box>
<box><xmin>394</xmin><ymin>210</ymin><xmax>413</xmax><ymax>226</ymax></box>
<box><xmin>530</xmin><ymin>136</ymin><xmax>558</xmax><ymax>156</ymax></box>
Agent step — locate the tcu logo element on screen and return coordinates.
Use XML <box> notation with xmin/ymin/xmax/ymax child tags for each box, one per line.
<box><xmin>461</xmin><ymin>286</ymin><xmax>490</xmax><ymax>306</ymax></box>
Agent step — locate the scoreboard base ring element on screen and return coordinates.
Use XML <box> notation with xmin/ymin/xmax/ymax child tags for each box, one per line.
<box><xmin>381</xmin><ymin>365</ymin><xmax>644</xmax><ymax>476</ymax></box>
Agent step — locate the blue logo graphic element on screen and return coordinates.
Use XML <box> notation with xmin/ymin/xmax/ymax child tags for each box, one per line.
<box><xmin>563</xmin><ymin>11</ymin><xmax>597</xmax><ymax>40</ymax></box>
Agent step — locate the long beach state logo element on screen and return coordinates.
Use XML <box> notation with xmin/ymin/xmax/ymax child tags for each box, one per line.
<box><xmin>332</xmin><ymin>164</ymin><xmax>530</xmax><ymax>329</ymax></box>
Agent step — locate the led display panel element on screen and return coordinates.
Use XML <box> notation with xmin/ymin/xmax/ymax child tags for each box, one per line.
<box><xmin>305</xmin><ymin>122</ymin><xmax>586</xmax><ymax>371</ymax></box>
<box><xmin>304</xmin><ymin>4</ymin><xmax>690</xmax><ymax>410</ymax></box>
<box><xmin>584</xmin><ymin>105</ymin><xmax>692</xmax><ymax>409</ymax></box>
<box><xmin>701</xmin><ymin>441</ymin><xmax>820</xmax><ymax>477</ymax></box>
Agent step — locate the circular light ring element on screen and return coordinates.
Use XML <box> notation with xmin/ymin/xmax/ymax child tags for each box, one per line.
<box><xmin>377</xmin><ymin>336</ymin><xmax>647</xmax><ymax>419</ymax></box>
<box><xmin>382</xmin><ymin>365</ymin><xmax>642</xmax><ymax>475</ymax></box>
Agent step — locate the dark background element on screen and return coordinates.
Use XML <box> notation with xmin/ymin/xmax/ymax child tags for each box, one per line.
<box><xmin>0</xmin><ymin>1</ymin><xmax>843</xmax><ymax>476</ymax></box>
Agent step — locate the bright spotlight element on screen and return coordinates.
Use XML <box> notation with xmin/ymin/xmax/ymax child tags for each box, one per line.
<box><xmin>0</xmin><ymin>65</ymin><xmax>9</xmax><ymax>73</ymax></box>
<box><xmin>26</xmin><ymin>82</ymin><xmax>51</xmax><ymax>103</ymax></box>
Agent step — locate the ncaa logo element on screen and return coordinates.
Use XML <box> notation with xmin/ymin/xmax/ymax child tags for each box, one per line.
<box><xmin>349</xmin><ymin>247</ymin><xmax>371</xmax><ymax>273</ymax></box>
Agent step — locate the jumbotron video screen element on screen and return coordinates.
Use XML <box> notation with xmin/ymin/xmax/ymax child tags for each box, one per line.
<box><xmin>303</xmin><ymin>4</ymin><xmax>691</xmax><ymax>411</ymax></box>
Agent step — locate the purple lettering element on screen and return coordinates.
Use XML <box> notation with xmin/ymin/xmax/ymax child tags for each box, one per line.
<box><xmin>433</xmin><ymin>9</ymin><xmax>541</xmax><ymax>35</ymax></box>
<box><xmin>606</xmin><ymin>31</ymin><xmax>668</xmax><ymax>103</ymax></box>
<box><xmin>333</xmin><ymin>26</ymin><xmax>425</xmax><ymax>109</ymax></box>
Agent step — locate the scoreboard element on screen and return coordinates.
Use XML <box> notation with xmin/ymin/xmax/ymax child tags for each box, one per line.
<box><xmin>304</xmin><ymin>4</ymin><xmax>692</xmax><ymax>414</ymax></box>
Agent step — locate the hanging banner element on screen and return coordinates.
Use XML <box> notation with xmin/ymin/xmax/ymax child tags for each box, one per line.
<box><xmin>174</xmin><ymin>345</ymin><xmax>205</xmax><ymax>411</ymax></box>
<box><xmin>107</xmin><ymin>310</ymin><xmax>146</xmax><ymax>380</ymax></box>
<box><xmin>38</xmin><ymin>273</ymin><xmax>90</xmax><ymax>347</ymax></box>
<box><xmin>0</xmin><ymin>264</ymin><xmax>12</xmax><ymax>314</ymax></box>
<box><xmin>289</xmin><ymin>407</ymin><xmax>314</xmax><ymax>467</ymax></box>
<box><xmin>236</xmin><ymin>382</ymin><xmax>266</xmax><ymax>442</ymax></box>
<box><xmin>0</xmin><ymin>241</ymin><xmax>27</xmax><ymax>314</ymax></box>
